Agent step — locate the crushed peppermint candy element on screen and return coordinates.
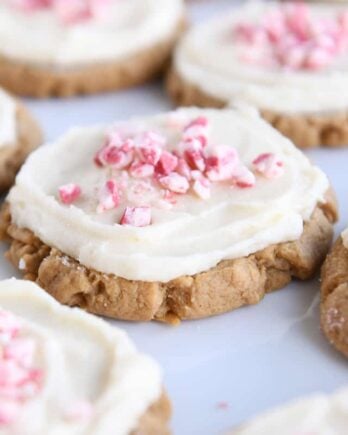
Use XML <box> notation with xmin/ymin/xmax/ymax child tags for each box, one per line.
<box><xmin>233</xmin><ymin>3</ymin><xmax>348</xmax><ymax>70</ymax></box>
<box><xmin>97</xmin><ymin>180</ymin><xmax>120</xmax><ymax>214</ymax></box>
<box><xmin>58</xmin><ymin>183</ymin><xmax>81</xmax><ymax>205</ymax></box>
<box><xmin>0</xmin><ymin>309</ymin><xmax>43</xmax><ymax>426</ymax></box>
<box><xmin>159</xmin><ymin>173</ymin><xmax>190</xmax><ymax>194</ymax></box>
<box><xmin>252</xmin><ymin>153</ymin><xmax>284</xmax><ymax>179</ymax></box>
<box><xmin>8</xmin><ymin>0</ymin><xmax>113</xmax><ymax>24</ymax></box>
<box><xmin>120</xmin><ymin>206</ymin><xmax>152</xmax><ymax>227</ymax></box>
<box><xmin>56</xmin><ymin>115</ymin><xmax>285</xmax><ymax>227</ymax></box>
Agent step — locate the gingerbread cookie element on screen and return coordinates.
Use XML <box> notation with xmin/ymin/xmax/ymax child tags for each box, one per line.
<box><xmin>167</xmin><ymin>1</ymin><xmax>348</xmax><ymax>148</ymax></box>
<box><xmin>0</xmin><ymin>0</ymin><xmax>185</xmax><ymax>98</ymax></box>
<box><xmin>321</xmin><ymin>230</ymin><xmax>348</xmax><ymax>358</ymax></box>
<box><xmin>229</xmin><ymin>387</ymin><xmax>348</xmax><ymax>434</ymax></box>
<box><xmin>0</xmin><ymin>279</ymin><xmax>170</xmax><ymax>434</ymax></box>
<box><xmin>0</xmin><ymin>88</ymin><xmax>42</xmax><ymax>193</ymax></box>
<box><xmin>0</xmin><ymin>106</ymin><xmax>337</xmax><ymax>322</ymax></box>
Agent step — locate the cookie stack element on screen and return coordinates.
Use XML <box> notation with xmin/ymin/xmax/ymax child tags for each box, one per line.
<box><xmin>0</xmin><ymin>0</ymin><xmax>347</xmax><ymax>434</ymax></box>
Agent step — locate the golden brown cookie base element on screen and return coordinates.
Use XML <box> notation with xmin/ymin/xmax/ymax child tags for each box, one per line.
<box><xmin>0</xmin><ymin>190</ymin><xmax>337</xmax><ymax>323</ymax></box>
<box><xmin>0</xmin><ymin>103</ymin><xmax>42</xmax><ymax>193</ymax></box>
<box><xmin>166</xmin><ymin>68</ymin><xmax>348</xmax><ymax>149</ymax></box>
<box><xmin>133</xmin><ymin>393</ymin><xmax>171</xmax><ymax>435</ymax></box>
<box><xmin>321</xmin><ymin>237</ymin><xmax>348</xmax><ymax>358</ymax></box>
<box><xmin>0</xmin><ymin>20</ymin><xmax>185</xmax><ymax>98</ymax></box>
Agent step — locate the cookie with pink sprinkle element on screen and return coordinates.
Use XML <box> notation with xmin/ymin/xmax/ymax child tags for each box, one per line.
<box><xmin>0</xmin><ymin>0</ymin><xmax>185</xmax><ymax>97</ymax></box>
<box><xmin>0</xmin><ymin>88</ymin><xmax>42</xmax><ymax>193</ymax></box>
<box><xmin>0</xmin><ymin>106</ymin><xmax>337</xmax><ymax>322</ymax></box>
<box><xmin>0</xmin><ymin>278</ymin><xmax>170</xmax><ymax>434</ymax></box>
<box><xmin>168</xmin><ymin>1</ymin><xmax>348</xmax><ymax>148</ymax></box>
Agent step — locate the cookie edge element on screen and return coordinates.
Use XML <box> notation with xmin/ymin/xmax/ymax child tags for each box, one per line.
<box><xmin>166</xmin><ymin>68</ymin><xmax>348</xmax><ymax>149</ymax></box>
<box><xmin>0</xmin><ymin>189</ymin><xmax>338</xmax><ymax>323</ymax></box>
<box><xmin>0</xmin><ymin>18</ymin><xmax>186</xmax><ymax>98</ymax></box>
<box><xmin>0</xmin><ymin>101</ymin><xmax>42</xmax><ymax>193</ymax></box>
<box><xmin>321</xmin><ymin>236</ymin><xmax>348</xmax><ymax>358</ymax></box>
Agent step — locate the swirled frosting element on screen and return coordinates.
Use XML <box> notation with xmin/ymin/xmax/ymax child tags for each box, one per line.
<box><xmin>0</xmin><ymin>0</ymin><xmax>184</xmax><ymax>66</ymax></box>
<box><xmin>0</xmin><ymin>88</ymin><xmax>16</xmax><ymax>148</ymax></box>
<box><xmin>7</xmin><ymin>107</ymin><xmax>329</xmax><ymax>282</ymax></box>
<box><xmin>0</xmin><ymin>279</ymin><xmax>162</xmax><ymax>435</ymax></box>
<box><xmin>174</xmin><ymin>1</ymin><xmax>348</xmax><ymax>114</ymax></box>
<box><xmin>230</xmin><ymin>388</ymin><xmax>348</xmax><ymax>435</ymax></box>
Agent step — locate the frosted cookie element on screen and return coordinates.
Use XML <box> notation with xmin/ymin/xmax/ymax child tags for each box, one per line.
<box><xmin>168</xmin><ymin>1</ymin><xmax>348</xmax><ymax>148</ymax></box>
<box><xmin>0</xmin><ymin>0</ymin><xmax>185</xmax><ymax>98</ymax></box>
<box><xmin>228</xmin><ymin>387</ymin><xmax>348</xmax><ymax>434</ymax></box>
<box><xmin>0</xmin><ymin>107</ymin><xmax>338</xmax><ymax>323</ymax></box>
<box><xmin>0</xmin><ymin>88</ymin><xmax>42</xmax><ymax>193</ymax></box>
<box><xmin>0</xmin><ymin>279</ymin><xmax>170</xmax><ymax>434</ymax></box>
<box><xmin>321</xmin><ymin>228</ymin><xmax>348</xmax><ymax>358</ymax></box>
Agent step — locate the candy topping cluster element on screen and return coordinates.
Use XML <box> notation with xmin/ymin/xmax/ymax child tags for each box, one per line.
<box><xmin>0</xmin><ymin>310</ymin><xmax>42</xmax><ymax>425</ymax></box>
<box><xmin>233</xmin><ymin>3</ymin><xmax>348</xmax><ymax>71</ymax></box>
<box><xmin>8</xmin><ymin>0</ymin><xmax>112</xmax><ymax>24</ymax></box>
<box><xmin>0</xmin><ymin>308</ymin><xmax>94</xmax><ymax>427</ymax></box>
<box><xmin>58</xmin><ymin>115</ymin><xmax>284</xmax><ymax>227</ymax></box>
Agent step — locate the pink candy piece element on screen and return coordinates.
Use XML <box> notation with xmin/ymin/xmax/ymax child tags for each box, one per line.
<box><xmin>120</xmin><ymin>206</ymin><xmax>152</xmax><ymax>227</ymax></box>
<box><xmin>284</xmin><ymin>3</ymin><xmax>311</xmax><ymax>41</ymax></box>
<box><xmin>65</xmin><ymin>400</ymin><xmax>93</xmax><ymax>422</ymax></box>
<box><xmin>193</xmin><ymin>178</ymin><xmax>211</xmax><ymax>200</ymax></box>
<box><xmin>183</xmin><ymin>116</ymin><xmax>209</xmax><ymax>147</ymax></box>
<box><xmin>53</xmin><ymin>0</ymin><xmax>91</xmax><ymax>24</ymax></box>
<box><xmin>205</xmin><ymin>146</ymin><xmax>239</xmax><ymax>181</ymax></box>
<box><xmin>0</xmin><ymin>312</ymin><xmax>21</xmax><ymax>343</ymax></box>
<box><xmin>233</xmin><ymin>166</ymin><xmax>256</xmax><ymax>188</ymax></box>
<box><xmin>252</xmin><ymin>153</ymin><xmax>284</xmax><ymax>179</ymax></box>
<box><xmin>163</xmin><ymin>189</ymin><xmax>177</xmax><ymax>205</ymax></box>
<box><xmin>95</xmin><ymin>139</ymin><xmax>134</xmax><ymax>170</ymax></box>
<box><xmin>183</xmin><ymin>139</ymin><xmax>206</xmax><ymax>172</ymax></box>
<box><xmin>129</xmin><ymin>161</ymin><xmax>155</xmax><ymax>179</ymax></box>
<box><xmin>159</xmin><ymin>173</ymin><xmax>190</xmax><ymax>194</ymax></box>
<box><xmin>176</xmin><ymin>157</ymin><xmax>192</xmax><ymax>180</ymax></box>
<box><xmin>137</xmin><ymin>143</ymin><xmax>162</xmax><ymax>166</ymax></box>
<box><xmin>0</xmin><ymin>360</ymin><xmax>28</xmax><ymax>388</ymax></box>
<box><xmin>10</xmin><ymin>0</ymin><xmax>113</xmax><ymax>24</ymax></box>
<box><xmin>4</xmin><ymin>339</ymin><xmax>36</xmax><ymax>368</ymax></box>
<box><xmin>156</xmin><ymin>151</ymin><xmax>178</xmax><ymax>175</ymax></box>
<box><xmin>97</xmin><ymin>180</ymin><xmax>120</xmax><ymax>213</ymax></box>
<box><xmin>58</xmin><ymin>183</ymin><xmax>81</xmax><ymax>205</ymax></box>
<box><xmin>184</xmin><ymin>116</ymin><xmax>209</xmax><ymax>130</ymax></box>
<box><xmin>9</xmin><ymin>0</ymin><xmax>51</xmax><ymax>10</ymax></box>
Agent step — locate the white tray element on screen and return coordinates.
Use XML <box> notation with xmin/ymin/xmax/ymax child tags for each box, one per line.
<box><xmin>0</xmin><ymin>1</ymin><xmax>347</xmax><ymax>434</ymax></box>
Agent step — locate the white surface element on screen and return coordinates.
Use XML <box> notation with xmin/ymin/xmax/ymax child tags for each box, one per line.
<box><xmin>0</xmin><ymin>1</ymin><xmax>347</xmax><ymax>434</ymax></box>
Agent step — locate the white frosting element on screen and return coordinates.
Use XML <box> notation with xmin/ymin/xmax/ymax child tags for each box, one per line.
<box><xmin>0</xmin><ymin>279</ymin><xmax>162</xmax><ymax>435</ymax></box>
<box><xmin>0</xmin><ymin>88</ymin><xmax>17</xmax><ymax>148</ymax></box>
<box><xmin>230</xmin><ymin>388</ymin><xmax>348</xmax><ymax>435</ymax></box>
<box><xmin>7</xmin><ymin>107</ymin><xmax>329</xmax><ymax>282</ymax></box>
<box><xmin>0</xmin><ymin>0</ymin><xmax>184</xmax><ymax>66</ymax></box>
<box><xmin>174</xmin><ymin>1</ymin><xmax>348</xmax><ymax>114</ymax></box>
